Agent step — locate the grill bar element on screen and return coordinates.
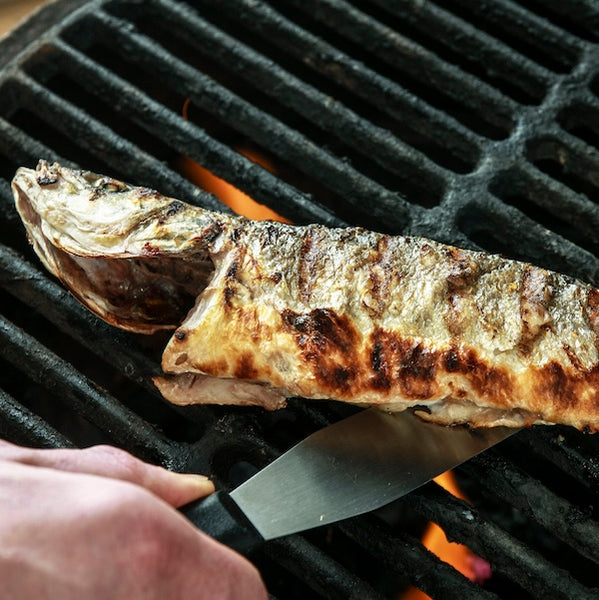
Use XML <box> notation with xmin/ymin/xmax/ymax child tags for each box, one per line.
<box><xmin>280</xmin><ymin>0</ymin><xmax>517</xmax><ymax>139</ymax></box>
<box><xmin>10</xmin><ymin>72</ymin><xmax>216</xmax><ymax>209</ymax></box>
<box><xmin>519</xmin><ymin>0</ymin><xmax>599</xmax><ymax>42</ymax></box>
<box><xmin>145</xmin><ymin>0</ymin><xmax>449</xmax><ymax>205</ymax></box>
<box><xmin>340</xmin><ymin>516</ymin><xmax>500</xmax><ymax>600</ymax></box>
<box><xmin>0</xmin><ymin>314</ymin><xmax>175</xmax><ymax>466</ymax></box>
<box><xmin>406</xmin><ymin>483</ymin><xmax>599</xmax><ymax>600</ymax></box>
<box><xmin>203</xmin><ymin>0</ymin><xmax>484</xmax><ymax>170</ymax></box>
<box><xmin>515</xmin><ymin>427</ymin><xmax>599</xmax><ymax>493</ymax></box>
<box><xmin>0</xmin><ymin>388</ymin><xmax>73</xmax><ymax>449</ymax></box>
<box><xmin>440</xmin><ymin>0</ymin><xmax>584</xmax><ymax>70</ymax></box>
<box><xmin>264</xmin><ymin>536</ymin><xmax>385</xmax><ymax>600</ymax></box>
<box><xmin>462</xmin><ymin>451</ymin><xmax>599</xmax><ymax>564</ymax></box>
<box><xmin>370</xmin><ymin>0</ymin><xmax>553</xmax><ymax>103</ymax></box>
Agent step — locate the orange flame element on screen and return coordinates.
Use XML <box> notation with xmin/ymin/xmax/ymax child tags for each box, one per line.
<box><xmin>402</xmin><ymin>471</ymin><xmax>491</xmax><ymax>600</ymax></box>
<box><xmin>178</xmin><ymin>151</ymin><xmax>290</xmax><ymax>223</ymax></box>
<box><xmin>180</xmin><ymin>98</ymin><xmax>289</xmax><ymax>222</ymax></box>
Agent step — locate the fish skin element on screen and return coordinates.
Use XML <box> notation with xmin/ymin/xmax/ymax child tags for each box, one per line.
<box><xmin>12</xmin><ymin>160</ymin><xmax>599</xmax><ymax>430</ymax></box>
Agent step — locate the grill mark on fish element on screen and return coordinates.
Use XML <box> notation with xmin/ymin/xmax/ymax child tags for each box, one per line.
<box><xmin>363</xmin><ymin>236</ymin><xmax>395</xmax><ymax>319</ymax></box>
<box><xmin>519</xmin><ymin>266</ymin><xmax>553</xmax><ymax>353</ymax></box>
<box><xmin>367</xmin><ymin>330</ymin><xmax>513</xmax><ymax>406</ymax></box>
<box><xmin>297</xmin><ymin>232</ymin><xmax>322</xmax><ymax>304</ymax></box>
<box><xmin>224</xmin><ymin>286</ymin><xmax>235</xmax><ymax>307</ymax></box>
<box><xmin>158</xmin><ymin>201</ymin><xmax>185</xmax><ymax>224</ymax></box>
<box><xmin>444</xmin><ymin>247</ymin><xmax>480</xmax><ymax>337</ymax></box>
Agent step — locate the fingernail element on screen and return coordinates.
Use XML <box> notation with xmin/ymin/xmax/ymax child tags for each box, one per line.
<box><xmin>179</xmin><ymin>473</ymin><xmax>216</xmax><ymax>493</ymax></box>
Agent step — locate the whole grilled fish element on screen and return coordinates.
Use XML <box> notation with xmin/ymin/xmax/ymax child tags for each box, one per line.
<box><xmin>12</xmin><ymin>161</ymin><xmax>599</xmax><ymax>431</ymax></box>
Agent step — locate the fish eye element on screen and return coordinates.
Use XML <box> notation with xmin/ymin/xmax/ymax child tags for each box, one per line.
<box><xmin>93</xmin><ymin>177</ymin><xmax>128</xmax><ymax>192</ymax></box>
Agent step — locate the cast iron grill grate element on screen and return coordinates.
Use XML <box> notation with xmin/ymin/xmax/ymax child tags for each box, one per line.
<box><xmin>1</xmin><ymin>1</ymin><xmax>599</xmax><ymax>598</ymax></box>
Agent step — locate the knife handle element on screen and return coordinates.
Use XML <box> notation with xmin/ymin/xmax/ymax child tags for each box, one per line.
<box><xmin>180</xmin><ymin>490</ymin><xmax>264</xmax><ymax>555</ymax></box>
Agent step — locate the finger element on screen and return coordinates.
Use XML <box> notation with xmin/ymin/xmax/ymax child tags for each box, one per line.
<box><xmin>0</xmin><ymin>441</ymin><xmax>214</xmax><ymax>507</ymax></box>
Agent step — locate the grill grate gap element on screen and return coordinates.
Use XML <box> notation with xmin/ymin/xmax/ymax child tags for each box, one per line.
<box><xmin>8</xmin><ymin>106</ymin><xmax>114</xmax><ymax>177</ymax></box>
<box><xmin>55</xmin><ymin>36</ymin><xmax>364</xmax><ymax>223</ymax></box>
<box><xmin>200</xmin><ymin>0</ymin><xmax>482</xmax><ymax>172</ymax></box>
<box><xmin>526</xmin><ymin>138</ymin><xmax>599</xmax><ymax>202</ymax></box>
<box><xmin>431</xmin><ymin>0</ymin><xmax>581</xmax><ymax>73</ymax></box>
<box><xmin>511</xmin><ymin>0</ymin><xmax>599</xmax><ymax>43</ymax></box>
<box><xmin>557</xmin><ymin>103</ymin><xmax>599</xmax><ymax>152</ymax></box>
<box><xmin>103</xmin><ymin>3</ymin><xmax>446</xmax><ymax>207</ymax></box>
<box><xmin>0</xmin><ymin>156</ymin><xmax>19</xmax><ymax>182</ymax></box>
<box><xmin>489</xmin><ymin>169</ymin><xmax>599</xmax><ymax>257</ymax></box>
<box><xmin>355</xmin><ymin>0</ymin><xmax>548</xmax><ymax>105</ymax></box>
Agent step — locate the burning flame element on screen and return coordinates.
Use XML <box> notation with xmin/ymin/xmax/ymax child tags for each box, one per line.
<box><xmin>178</xmin><ymin>152</ymin><xmax>290</xmax><ymax>223</ymax></box>
<box><xmin>179</xmin><ymin>101</ymin><xmax>290</xmax><ymax>222</ymax></box>
<box><xmin>402</xmin><ymin>471</ymin><xmax>491</xmax><ymax>600</ymax></box>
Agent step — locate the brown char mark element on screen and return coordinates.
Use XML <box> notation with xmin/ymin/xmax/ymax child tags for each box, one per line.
<box><xmin>234</xmin><ymin>352</ymin><xmax>260</xmax><ymax>380</ymax></box>
<box><xmin>367</xmin><ymin>330</ymin><xmax>515</xmax><ymax>405</ymax></box>
<box><xmin>281</xmin><ymin>307</ymin><xmax>518</xmax><ymax>403</ymax></box>
<box><xmin>397</xmin><ymin>340</ymin><xmax>438</xmax><ymax>399</ymax></box>
<box><xmin>158</xmin><ymin>200</ymin><xmax>185</xmax><ymax>224</ymax></box>
<box><xmin>282</xmin><ymin>308</ymin><xmax>359</xmax><ymax>392</ymax></box>
<box><xmin>535</xmin><ymin>361</ymin><xmax>578</xmax><ymax>409</ymax></box>
<box><xmin>365</xmin><ymin>236</ymin><xmax>394</xmax><ymax>318</ymax></box>
<box><xmin>224</xmin><ymin>286</ymin><xmax>235</xmax><ymax>307</ymax></box>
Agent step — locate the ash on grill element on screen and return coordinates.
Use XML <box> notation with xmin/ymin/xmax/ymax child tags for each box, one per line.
<box><xmin>1</xmin><ymin>1</ymin><xmax>599</xmax><ymax>599</ymax></box>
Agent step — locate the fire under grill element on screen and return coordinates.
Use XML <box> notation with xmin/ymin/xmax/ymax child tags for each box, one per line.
<box><xmin>1</xmin><ymin>0</ymin><xmax>599</xmax><ymax>598</ymax></box>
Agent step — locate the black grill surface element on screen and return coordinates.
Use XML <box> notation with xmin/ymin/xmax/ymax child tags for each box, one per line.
<box><xmin>1</xmin><ymin>1</ymin><xmax>599</xmax><ymax>598</ymax></box>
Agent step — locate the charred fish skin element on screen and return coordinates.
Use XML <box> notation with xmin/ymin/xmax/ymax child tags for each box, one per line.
<box><xmin>12</xmin><ymin>160</ymin><xmax>599</xmax><ymax>431</ymax></box>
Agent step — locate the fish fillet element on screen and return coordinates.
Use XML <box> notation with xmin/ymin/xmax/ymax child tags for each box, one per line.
<box><xmin>12</xmin><ymin>161</ymin><xmax>599</xmax><ymax>431</ymax></box>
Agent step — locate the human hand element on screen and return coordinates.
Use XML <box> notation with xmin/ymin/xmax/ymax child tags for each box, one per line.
<box><xmin>0</xmin><ymin>441</ymin><xmax>268</xmax><ymax>599</ymax></box>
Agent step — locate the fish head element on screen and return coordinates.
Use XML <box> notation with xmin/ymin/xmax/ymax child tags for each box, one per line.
<box><xmin>11</xmin><ymin>160</ymin><xmax>225</xmax><ymax>333</ymax></box>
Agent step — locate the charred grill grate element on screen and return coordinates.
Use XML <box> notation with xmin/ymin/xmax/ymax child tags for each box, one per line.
<box><xmin>1</xmin><ymin>0</ymin><xmax>599</xmax><ymax>598</ymax></box>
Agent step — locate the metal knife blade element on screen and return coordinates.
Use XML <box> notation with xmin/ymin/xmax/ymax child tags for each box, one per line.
<box><xmin>229</xmin><ymin>408</ymin><xmax>515</xmax><ymax>540</ymax></box>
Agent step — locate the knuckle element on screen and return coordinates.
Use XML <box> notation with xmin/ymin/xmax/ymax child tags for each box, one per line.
<box><xmin>86</xmin><ymin>445</ymin><xmax>144</xmax><ymax>480</ymax></box>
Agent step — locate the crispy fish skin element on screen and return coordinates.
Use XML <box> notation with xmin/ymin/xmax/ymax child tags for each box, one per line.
<box><xmin>12</xmin><ymin>161</ymin><xmax>599</xmax><ymax>430</ymax></box>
